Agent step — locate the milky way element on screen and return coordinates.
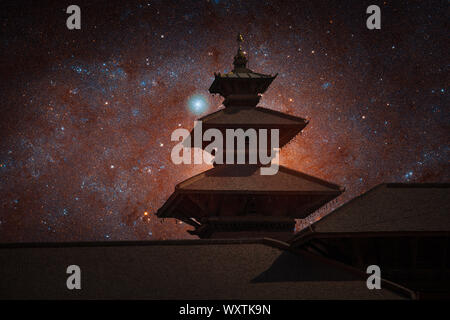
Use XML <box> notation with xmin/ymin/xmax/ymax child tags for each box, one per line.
<box><xmin>0</xmin><ymin>0</ymin><xmax>448</xmax><ymax>242</ymax></box>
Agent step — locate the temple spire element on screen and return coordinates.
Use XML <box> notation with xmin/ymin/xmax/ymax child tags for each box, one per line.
<box><xmin>209</xmin><ymin>32</ymin><xmax>277</xmax><ymax>107</ymax></box>
<box><xmin>233</xmin><ymin>33</ymin><xmax>248</xmax><ymax>71</ymax></box>
<box><xmin>237</xmin><ymin>33</ymin><xmax>244</xmax><ymax>49</ymax></box>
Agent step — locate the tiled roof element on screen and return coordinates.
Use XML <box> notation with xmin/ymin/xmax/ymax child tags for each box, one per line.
<box><xmin>199</xmin><ymin>106</ymin><xmax>307</xmax><ymax>126</ymax></box>
<box><xmin>0</xmin><ymin>238</ymin><xmax>411</xmax><ymax>299</ymax></box>
<box><xmin>295</xmin><ymin>183</ymin><xmax>450</xmax><ymax>236</ymax></box>
<box><xmin>219</xmin><ymin>71</ymin><xmax>275</xmax><ymax>78</ymax></box>
<box><xmin>176</xmin><ymin>165</ymin><xmax>342</xmax><ymax>194</ymax></box>
<box><xmin>157</xmin><ymin>165</ymin><xmax>343</xmax><ymax>220</ymax></box>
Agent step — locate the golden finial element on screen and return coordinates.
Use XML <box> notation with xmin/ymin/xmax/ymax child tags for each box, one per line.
<box><xmin>237</xmin><ymin>33</ymin><xmax>244</xmax><ymax>44</ymax></box>
<box><xmin>237</xmin><ymin>33</ymin><xmax>244</xmax><ymax>51</ymax></box>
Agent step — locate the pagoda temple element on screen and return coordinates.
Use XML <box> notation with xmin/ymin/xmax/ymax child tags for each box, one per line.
<box><xmin>157</xmin><ymin>34</ymin><xmax>344</xmax><ymax>240</ymax></box>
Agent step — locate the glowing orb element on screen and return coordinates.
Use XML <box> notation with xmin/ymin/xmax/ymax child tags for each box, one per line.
<box><xmin>187</xmin><ymin>94</ymin><xmax>209</xmax><ymax>115</ymax></box>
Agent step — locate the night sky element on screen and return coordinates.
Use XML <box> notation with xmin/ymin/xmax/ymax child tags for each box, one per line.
<box><xmin>0</xmin><ymin>0</ymin><xmax>448</xmax><ymax>242</ymax></box>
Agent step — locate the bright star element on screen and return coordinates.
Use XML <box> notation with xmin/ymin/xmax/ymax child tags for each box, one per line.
<box><xmin>187</xmin><ymin>94</ymin><xmax>209</xmax><ymax>115</ymax></box>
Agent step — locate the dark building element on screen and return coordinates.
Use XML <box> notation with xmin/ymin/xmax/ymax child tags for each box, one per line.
<box><xmin>0</xmin><ymin>184</ymin><xmax>448</xmax><ymax>299</ymax></box>
<box><xmin>157</xmin><ymin>35</ymin><xmax>343</xmax><ymax>240</ymax></box>
<box><xmin>291</xmin><ymin>183</ymin><xmax>450</xmax><ymax>299</ymax></box>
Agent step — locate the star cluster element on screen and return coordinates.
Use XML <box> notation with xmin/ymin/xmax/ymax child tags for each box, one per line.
<box><xmin>0</xmin><ymin>0</ymin><xmax>448</xmax><ymax>242</ymax></box>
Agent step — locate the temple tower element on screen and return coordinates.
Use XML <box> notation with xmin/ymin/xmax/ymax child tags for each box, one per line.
<box><xmin>157</xmin><ymin>35</ymin><xmax>343</xmax><ymax>240</ymax></box>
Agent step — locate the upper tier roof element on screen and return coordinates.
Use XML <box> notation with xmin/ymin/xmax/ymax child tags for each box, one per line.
<box><xmin>184</xmin><ymin>107</ymin><xmax>309</xmax><ymax>149</ymax></box>
<box><xmin>215</xmin><ymin>69</ymin><xmax>275</xmax><ymax>79</ymax></box>
<box><xmin>208</xmin><ymin>72</ymin><xmax>277</xmax><ymax>98</ymax></box>
<box><xmin>209</xmin><ymin>35</ymin><xmax>277</xmax><ymax>99</ymax></box>
<box><xmin>199</xmin><ymin>106</ymin><xmax>307</xmax><ymax>126</ymax></box>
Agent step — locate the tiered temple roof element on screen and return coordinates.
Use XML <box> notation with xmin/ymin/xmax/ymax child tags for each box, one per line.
<box><xmin>157</xmin><ymin>34</ymin><xmax>343</xmax><ymax>239</ymax></box>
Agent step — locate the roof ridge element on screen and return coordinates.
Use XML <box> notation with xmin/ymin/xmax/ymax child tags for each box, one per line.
<box><xmin>386</xmin><ymin>183</ymin><xmax>450</xmax><ymax>188</ymax></box>
<box><xmin>0</xmin><ymin>238</ymin><xmax>279</xmax><ymax>249</ymax></box>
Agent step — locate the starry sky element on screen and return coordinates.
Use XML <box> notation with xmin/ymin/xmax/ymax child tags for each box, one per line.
<box><xmin>0</xmin><ymin>0</ymin><xmax>448</xmax><ymax>242</ymax></box>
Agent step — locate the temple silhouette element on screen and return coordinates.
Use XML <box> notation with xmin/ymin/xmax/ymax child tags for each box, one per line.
<box><xmin>157</xmin><ymin>34</ymin><xmax>343</xmax><ymax>240</ymax></box>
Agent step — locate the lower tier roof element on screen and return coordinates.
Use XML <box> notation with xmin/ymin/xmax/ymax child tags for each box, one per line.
<box><xmin>157</xmin><ymin>165</ymin><xmax>343</xmax><ymax>220</ymax></box>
